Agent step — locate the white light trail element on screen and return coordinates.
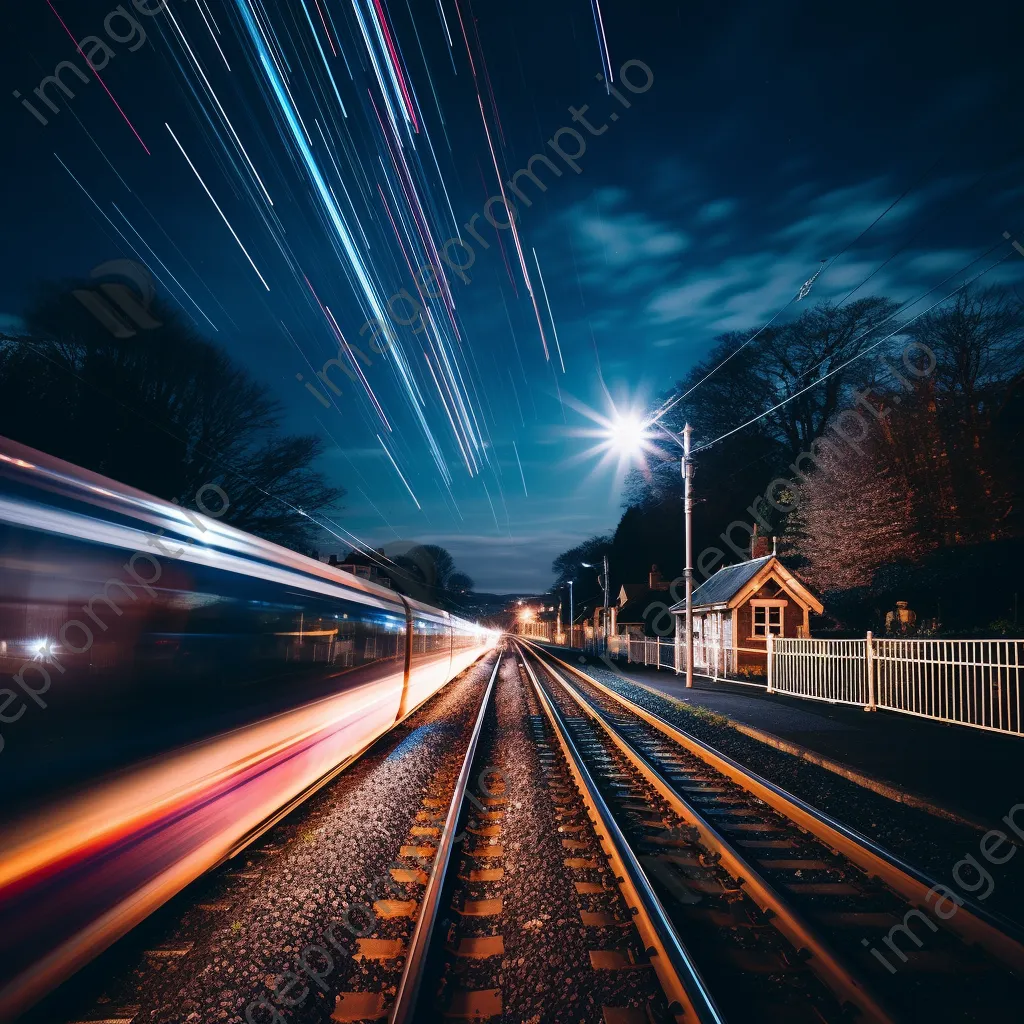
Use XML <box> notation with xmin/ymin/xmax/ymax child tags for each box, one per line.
<box><xmin>588</xmin><ymin>0</ymin><xmax>614</xmax><ymax>84</ymax></box>
<box><xmin>300</xmin><ymin>0</ymin><xmax>348</xmax><ymax>117</ymax></box>
<box><xmin>111</xmin><ymin>202</ymin><xmax>219</xmax><ymax>332</ymax></box>
<box><xmin>377</xmin><ymin>434</ymin><xmax>421</xmax><ymax>509</ymax></box>
<box><xmin>161</xmin><ymin>3</ymin><xmax>273</xmax><ymax>206</ymax></box>
<box><xmin>513</xmin><ymin>440</ymin><xmax>528</xmax><ymax>497</ymax></box>
<box><xmin>195</xmin><ymin>0</ymin><xmax>231</xmax><ymax>70</ymax></box>
<box><xmin>165</xmin><ymin>123</ymin><xmax>271</xmax><ymax>291</ymax></box>
<box><xmin>532</xmin><ymin>247</ymin><xmax>565</xmax><ymax>372</ymax></box>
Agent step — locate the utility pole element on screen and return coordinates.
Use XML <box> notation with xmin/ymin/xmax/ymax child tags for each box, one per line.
<box><xmin>569</xmin><ymin>579</ymin><xmax>574</xmax><ymax>649</ymax></box>
<box><xmin>683</xmin><ymin>424</ymin><xmax>694</xmax><ymax>688</ymax></box>
<box><xmin>602</xmin><ymin>553</ymin><xmax>610</xmax><ymax>644</ymax></box>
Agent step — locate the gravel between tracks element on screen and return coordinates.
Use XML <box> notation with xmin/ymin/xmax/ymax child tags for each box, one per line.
<box><xmin>430</xmin><ymin>652</ymin><xmax>668</xmax><ymax>1021</ymax></box>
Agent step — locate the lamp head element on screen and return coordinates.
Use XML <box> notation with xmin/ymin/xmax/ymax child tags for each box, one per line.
<box><xmin>605</xmin><ymin>411</ymin><xmax>652</xmax><ymax>458</ymax></box>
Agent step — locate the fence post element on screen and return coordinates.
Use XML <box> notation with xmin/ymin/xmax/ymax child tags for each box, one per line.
<box><xmin>766</xmin><ymin>632</ymin><xmax>774</xmax><ymax>693</ymax></box>
<box><xmin>865</xmin><ymin>630</ymin><xmax>877</xmax><ymax>712</ymax></box>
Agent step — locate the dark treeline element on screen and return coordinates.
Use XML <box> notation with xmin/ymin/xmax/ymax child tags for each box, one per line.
<box><xmin>552</xmin><ymin>289</ymin><xmax>1024</xmax><ymax>634</ymax></box>
<box><xmin>0</xmin><ymin>277</ymin><xmax>341</xmax><ymax>550</ymax></box>
<box><xmin>1</xmin><ymin>275</ymin><xmax>483</xmax><ymax>613</ymax></box>
<box><xmin>380</xmin><ymin>543</ymin><xmax>475</xmax><ymax>612</ymax></box>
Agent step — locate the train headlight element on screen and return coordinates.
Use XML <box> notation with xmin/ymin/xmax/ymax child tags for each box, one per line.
<box><xmin>29</xmin><ymin>638</ymin><xmax>57</xmax><ymax>660</ymax></box>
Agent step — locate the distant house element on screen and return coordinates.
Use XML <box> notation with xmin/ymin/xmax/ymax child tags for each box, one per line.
<box><xmin>330</xmin><ymin>550</ymin><xmax>393</xmax><ymax>589</ymax></box>
<box><xmin>670</xmin><ymin>554</ymin><xmax>823</xmax><ymax>676</ymax></box>
<box><xmin>514</xmin><ymin>598</ymin><xmax>559</xmax><ymax>641</ymax></box>
<box><xmin>616</xmin><ymin>565</ymin><xmax>674</xmax><ymax>639</ymax></box>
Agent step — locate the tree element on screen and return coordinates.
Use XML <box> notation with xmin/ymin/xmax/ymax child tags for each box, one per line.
<box><xmin>0</xmin><ymin>280</ymin><xmax>342</xmax><ymax>549</ymax></box>
<box><xmin>787</xmin><ymin>287</ymin><xmax>1024</xmax><ymax>626</ymax></box>
<box><xmin>659</xmin><ymin>297</ymin><xmax>901</xmax><ymax>462</ymax></box>
<box><xmin>385</xmin><ymin>543</ymin><xmax>475</xmax><ymax>611</ymax></box>
<box><xmin>900</xmin><ymin>287</ymin><xmax>1024</xmax><ymax>545</ymax></box>
<box><xmin>783</xmin><ymin>440</ymin><xmax>927</xmax><ymax>593</ymax></box>
<box><xmin>551</xmin><ymin>534</ymin><xmax>612</xmax><ymax>590</ymax></box>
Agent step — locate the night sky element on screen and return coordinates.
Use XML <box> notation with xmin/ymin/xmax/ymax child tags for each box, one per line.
<box><xmin>3</xmin><ymin>0</ymin><xmax>1023</xmax><ymax>592</ymax></box>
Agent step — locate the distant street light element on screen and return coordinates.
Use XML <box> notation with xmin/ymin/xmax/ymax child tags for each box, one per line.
<box><xmin>582</xmin><ymin>555</ymin><xmax>611</xmax><ymax>646</ymax></box>
<box><xmin>568</xmin><ymin>579</ymin><xmax>574</xmax><ymax>648</ymax></box>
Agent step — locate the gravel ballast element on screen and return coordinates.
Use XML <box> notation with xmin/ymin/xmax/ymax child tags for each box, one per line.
<box><xmin>559</xmin><ymin>655</ymin><xmax>1024</xmax><ymax>930</ymax></box>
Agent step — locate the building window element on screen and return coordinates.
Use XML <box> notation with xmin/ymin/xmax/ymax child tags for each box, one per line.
<box><xmin>751</xmin><ymin>602</ymin><xmax>783</xmax><ymax>637</ymax></box>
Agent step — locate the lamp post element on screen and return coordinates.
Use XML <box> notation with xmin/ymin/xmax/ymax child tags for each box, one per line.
<box><xmin>582</xmin><ymin>556</ymin><xmax>611</xmax><ymax>648</ymax></box>
<box><xmin>683</xmin><ymin>423</ymin><xmax>694</xmax><ymax>688</ymax></box>
<box><xmin>603</xmin><ymin>553</ymin><xmax>610</xmax><ymax>643</ymax></box>
<box><xmin>568</xmin><ymin>579</ymin><xmax>574</xmax><ymax>649</ymax></box>
<box><xmin>598</xmin><ymin>409</ymin><xmax>694</xmax><ymax>682</ymax></box>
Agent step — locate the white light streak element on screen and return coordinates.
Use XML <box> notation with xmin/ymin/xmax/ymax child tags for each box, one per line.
<box><xmin>377</xmin><ymin>434</ymin><xmax>421</xmax><ymax>509</ymax></box>
<box><xmin>165</xmin><ymin>123</ymin><xmax>271</xmax><ymax>291</ymax></box>
<box><xmin>532</xmin><ymin>247</ymin><xmax>565</xmax><ymax>373</ymax></box>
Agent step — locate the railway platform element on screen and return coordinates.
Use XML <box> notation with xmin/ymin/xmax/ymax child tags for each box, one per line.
<box><xmin>564</xmin><ymin>652</ymin><xmax>1024</xmax><ymax>833</ymax></box>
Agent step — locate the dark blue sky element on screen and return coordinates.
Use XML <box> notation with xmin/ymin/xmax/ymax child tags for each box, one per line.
<box><xmin>3</xmin><ymin>0</ymin><xmax>1023</xmax><ymax>591</ymax></box>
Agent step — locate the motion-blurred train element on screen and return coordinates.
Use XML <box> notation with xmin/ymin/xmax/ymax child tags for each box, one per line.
<box><xmin>0</xmin><ymin>437</ymin><xmax>496</xmax><ymax>1020</ymax></box>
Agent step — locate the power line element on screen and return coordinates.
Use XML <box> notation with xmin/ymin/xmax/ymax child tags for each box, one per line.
<box><xmin>690</xmin><ymin>248</ymin><xmax>1013</xmax><ymax>454</ymax></box>
<box><xmin>793</xmin><ymin>235</ymin><xmax>1005</xmax><ymax>385</ymax></box>
<box><xmin>650</xmin><ymin>167</ymin><xmax>934</xmax><ymax>428</ymax></box>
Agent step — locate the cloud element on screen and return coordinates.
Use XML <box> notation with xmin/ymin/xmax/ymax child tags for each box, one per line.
<box><xmin>630</xmin><ymin>175</ymin><xmax>1017</xmax><ymax>343</ymax></box>
<box><xmin>773</xmin><ymin>178</ymin><xmax>920</xmax><ymax>251</ymax></box>
<box><xmin>569</xmin><ymin>189</ymin><xmax>690</xmax><ymax>271</ymax></box>
<box><xmin>695</xmin><ymin>198</ymin><xmax>736</xmax><ymax>224</ymax></box>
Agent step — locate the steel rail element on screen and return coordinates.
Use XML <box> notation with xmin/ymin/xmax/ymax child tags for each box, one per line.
<box><xmin>530</xmin><ymin>640</ymin><xmax>1024</xmax><ymax>975</ymax></box>
<box><xmin>532</xmin><ymin>645</ymin><xmax>898</xmax><ymax>1023</ymax></box>
<box><xmin>389</xmin><ymin>649</ymin><xmax>504</xmax><ymax>1024</ymax></box>
<box><xmin>515</xmin><ymin>641</ymin><xmax>726</xmax><ymax>1024</ymax></box>
<box><xmin>224</xmin><ymin>665</ymin><xmax>482</xmax><ymax>864</ymax></box>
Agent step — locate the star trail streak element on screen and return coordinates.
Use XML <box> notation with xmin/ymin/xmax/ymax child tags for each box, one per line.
<box><xmin>43</xmin><ymin>0</ymin><xmax>150</xmax><ymax>153</ymax></box>
<box><xmin>31</xmin><ymin>0</ymin><xmax>622</xmax><ymax>561</ymax></box>
<box><xmin>165</xmin><ymin>123</ymin><xmax>271</xmax><ymax>290</ymax></box>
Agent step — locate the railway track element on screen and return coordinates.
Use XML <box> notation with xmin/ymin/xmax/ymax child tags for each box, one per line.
<box><xmin>38</xmin><ymin>641</ymin><xmax>1024</xmax><ymax>1023</ymax></box>
<box><xmin>518</xmin><ymin>640</ymin><xmax>1024</xmax><ymax>1023</ymax></box>
<box><xmin>38</xmin><ymin>653</ymin><xmax>499</xmax><ymax>1024</ymax></box>
<box><xmin>357</xmin><ymin>642</ymin><xmax>709</xmax><ymax>1023</ymax></box>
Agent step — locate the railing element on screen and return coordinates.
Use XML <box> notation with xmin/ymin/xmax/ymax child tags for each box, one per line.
<box><xmin>621</xmin><ymin>636</ymin><xmax>676</xmax><ymax>670</ymax></box>
<box><xmin>772</xmin><ymin>633</ymin><xmax>1024</xmax><ymax>736</ymax></box>
<box><xmin>518</xmin><ymin>622</ymin><xmax>554</xmax><ymax>641</ymax></box>
<box><xmin>873</xmin><ymin>637</ymin><xmax>1022</xmax><ymax>735</ymax></box>
<box><xmin>608</xmin><ymin>631</ymin><xmax>1024</xmax><ymax>737</ymax></box>
<box><xmin>611</xmin><ymin>635</ymin><xmax>762</xmax><ymax>681</ymax></box>
<box><xmin>771</xmin><ymin>637</ymin><xmax>868</xmax><ymax>706</ymax></box>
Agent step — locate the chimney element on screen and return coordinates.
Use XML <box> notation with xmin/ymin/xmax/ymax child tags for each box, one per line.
<box><xmin>649</xmin><ymin>564</ymin><xmax>669</xmax><ymax>591</ymax></box>
<box><xmin>751</xmin><ymin>524</ymin><xmax>771</xmax><ymax>559</ymax></box>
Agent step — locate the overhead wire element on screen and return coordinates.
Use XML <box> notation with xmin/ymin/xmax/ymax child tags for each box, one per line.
<box><xmin>690</xmin><ymin>246</ymin><xmax>1014</xmax><ymax>454</ymax></box>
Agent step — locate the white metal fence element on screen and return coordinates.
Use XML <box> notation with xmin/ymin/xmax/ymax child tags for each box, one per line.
<box><xmin>613</xmin><ymin>635</ymin><xmax>759</xmax><ymax>680</ymax></box>
<box><xmin>604</xmin><ymin>631</ymin><xmax>1024</xmax><ymax>738</ymax></box>
<box><xmin>620</xmin><ymin>636</ymin><xmax>677</xmax><ymax>671</ymax></box>
<box><xmin>873</xmin><ymin>638</ymin><xmax>1022</xmax><ymax>735</ymax></box>
<box><xmin>771</xmin><ymin>637</ymin><xmax>867</xmax><ymax>706</ymax></box>
<box><xmin>771</xmin><ymin>633</ymin><xmax>1024</xmax><ymax>737</ymax></box>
